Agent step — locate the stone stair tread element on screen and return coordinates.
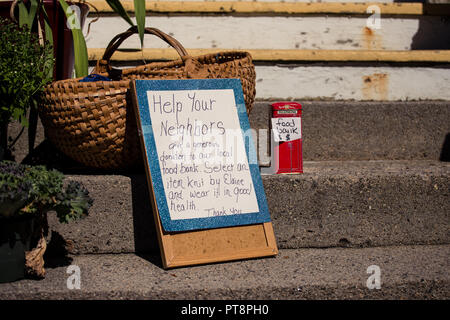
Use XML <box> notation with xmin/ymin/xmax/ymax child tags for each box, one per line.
<box><xmin>1</xmin><ymin>245</ymin><xmax>448</xmax><ymax>299</ymax></box>
<box><xmin>8</xmin><ymin>101</ymin><xmax>450</xmax><ymax>164</ymax></box>
<box><xmin>69</xmin><ymin>159</ymin><xmax>450</xmax><ymax>177</ymax></box>
<box><xmin>278</xmin><ymin>159</ymin><xmax>450</xmax><ymax>176</ymax></box>
<box><xmin>41</xmin><ymin>159</ymin><xmax>449</xmax><ymax>254</ymax></box>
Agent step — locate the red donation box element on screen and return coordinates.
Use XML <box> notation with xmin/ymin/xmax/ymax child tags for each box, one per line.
<box><xmin>271</xmin><ymin>102</ymin><xmax>303</xmax><ymax>174</ymax></box>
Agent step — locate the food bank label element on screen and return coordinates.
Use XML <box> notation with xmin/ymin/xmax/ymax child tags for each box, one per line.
<box><xmin>271</xmin><ymin>117</ymin><xmax>302</xmax><ymax>142</ymax></box>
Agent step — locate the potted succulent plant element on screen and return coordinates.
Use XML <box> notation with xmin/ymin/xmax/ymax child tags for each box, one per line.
<box><xmin>0</xmin><ymin>160</ymin><xmax>93</xmax><ymax>283</ymax></box>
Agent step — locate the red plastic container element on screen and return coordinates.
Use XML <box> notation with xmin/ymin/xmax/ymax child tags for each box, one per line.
<box><xmin>271</xmin><ymin>102</ymin><xmax>303</xmax><ymax>174</ymax></box>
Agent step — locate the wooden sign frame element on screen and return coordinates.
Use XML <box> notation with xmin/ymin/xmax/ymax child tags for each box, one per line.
<box><xmin>130</xmin><ymin>79</ymin><xmax>278</xmax><ymax>268</ymax></box>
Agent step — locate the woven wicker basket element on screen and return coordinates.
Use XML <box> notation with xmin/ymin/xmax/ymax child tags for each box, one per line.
<box><xmin>40</xmin><ymin>26</ymin><xmax>256</xmax><ymax>169</ymax></box>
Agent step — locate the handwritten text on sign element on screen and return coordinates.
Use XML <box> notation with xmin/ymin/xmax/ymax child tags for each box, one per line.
<box><xmin>272</xmin><ymin>117</ymin><xmax>302</xmax><ymax>142</ymax></box>
<box><xmin>147</xmin><ymin>89</ymin><xmax>259</xmax><ymax>221</ymax></box>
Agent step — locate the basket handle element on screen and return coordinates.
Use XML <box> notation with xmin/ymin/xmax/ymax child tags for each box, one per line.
<box><xmin>96</xmin><ymin>26</ymin><xmax>190</xmax><ymax>73</ymax></box>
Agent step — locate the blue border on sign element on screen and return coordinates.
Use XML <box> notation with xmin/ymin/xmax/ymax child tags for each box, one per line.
<box><xmin>134</xmin><ymin>79</ymin><xmax>271</xmax><ymax>232</ymax></box>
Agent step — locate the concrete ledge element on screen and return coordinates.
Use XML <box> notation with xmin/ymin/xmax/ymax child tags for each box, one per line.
<box><xmin>88</xmin><ymin>1</ymin><xmax>428</xmax><ymax>15</ymax></box>
<box><xmin>9</xmin><ymin>101</ymin><xmax>450</xmax><ymax>163</ymax></box>
<box><xmin>42</xmin><ymin>160</ymin><xmax>450</xmax><ymax>255</ymax></box>
<box><xmin>250</xmin><ymin>101</ymin><xmax>450</xmax><ymax>161</ymax></box>
<box><xmin>85</xmin><ymin>14</ymin><xmax>450</xmax><ymax>52</ymax></box>
<box><xmin>88</xmin><ymin>49</ymin><xmax>450</xmax><ymax>63</ymax></box>
<box><xmin>0</xmin><ymin>245</ymin><xmax>448</xmax><ymax>299</ymax></box>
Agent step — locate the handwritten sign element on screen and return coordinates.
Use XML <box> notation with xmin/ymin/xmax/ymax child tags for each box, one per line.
<box><xmin>133</xmin><ymin>79</ymin><xmax>271</xmax><ymax>232</ymax></box>
<box><xmin>271</xmin><ymin>117</ymin><xmax>302</xmax><ymax>142</ymax></box>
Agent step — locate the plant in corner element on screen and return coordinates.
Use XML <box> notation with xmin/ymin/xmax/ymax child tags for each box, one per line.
<box><xmin>3</xmin><ymin>0</ymin><xmax>147</xmax><ymax>156</ymax></box>
<box><xmin>0</xmin><ymin>160</ymin><xmax>93</xmax><ymax>283</ymax></box>
<box><xmin>9</xmin><ymin>0</ymin><xmax>148</xmax><ymax>80</ymax></box>
<box><xmin>0</xmin><ymin>17</ymin><xmax>53</xmax><ymax>160</ymax></box>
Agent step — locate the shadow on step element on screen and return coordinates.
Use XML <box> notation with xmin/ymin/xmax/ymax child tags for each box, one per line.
<box><xmin>440</xmin><ymin>133</ymin><xmax>450</xmax><ymax>162</ymax></box>
<box><xmin>21</xmin><ymin>140</ymin><xmax>81</xmax><ymax>172</ymax></box>
<box><xmin>395</xmin><ymin>0</ymin><xmax>450</xmax><ymax>50</ymax></box>
<box><xmin>129</xmin><ymin>175</ymin><xmax>164</xmax><ymax>269</ymax></box>
<box><xmin>21</xmin><ymin>139</ymin><xmax>145</xmax><ymax>175</ymax></box>
<box><xmin>44</xmin><ymin>231</ymin><xmax>73</xmax><ymax>269</ymax></box>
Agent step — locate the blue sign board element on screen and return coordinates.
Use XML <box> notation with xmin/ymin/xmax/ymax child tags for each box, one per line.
<box><xmin>133</xmin><ymin>79</ymin><xmax>271</xmax><ymax>232</ymax></box>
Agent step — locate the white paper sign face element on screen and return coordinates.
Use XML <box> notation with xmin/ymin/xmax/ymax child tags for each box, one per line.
<box><xmin>272</xmin><ymin>117</ymin><xmax>302</xmax><ymax>142</ymax></box>
<box><xmin>147</xmin><ymin>89</ymin><xmax>260</xmax><ymax>221</ymax></box>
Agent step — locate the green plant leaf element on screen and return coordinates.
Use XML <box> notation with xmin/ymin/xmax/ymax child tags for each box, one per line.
<box><xmin>38</xmin><ymin>2</ymin><xmax>54</xmax><ymax>79</ymax></box>
<box><xmin>0</xmin><ymin>161</ymin><xmax>92</xmax><ymax>220</ymax></box>
<box><xmin>106</xmin><ymin>0</ymin><xmax>134</xmax><ymax>27</ymax></box>
<box><xmin>27</xmin><ymin>0</ymin><xmax>39</xmax><ymax>30</ymax></box>
<box><xmin>134</xmin><ymin>0</ymin><xmax>146</xmax><ymax>47</ymax></box>
<box><xmin>72</xmin><ymin>28</ymin><xmax>89</xmax><ymax>78</ymax></box>
<box><xmin>58</xmin><ymin>0</ymin><xmax>88</xmax><ymax>77</ymax></box>
<box><xmin>39</xmin><ymin>2</ymin><xmax>53</xmax><ymax>46</ymax></box>
<box><xmin>0</xmin><ymin>17</ymin><xmax>53</xmax><ymax>136</ymax></box>
<box><xmin>17</xmin><ymin>1</ymin><xmax>30</xmax><ymax>30</ymax></box>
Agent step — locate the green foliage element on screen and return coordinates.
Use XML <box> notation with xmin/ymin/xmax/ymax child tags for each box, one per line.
<box><xmin>0</xmin><ymin>18</ymin><xmax>53</xmax><ymax>128</ymax></box>
<box><xmin>11</xmin><ymin>0</ymin><xmax>147</xmax><ymax>81</ymax></box>
<box><xmin>107</xmin><ymin>0</ymin><xmax>147</xmax><ymax>47</ymax></box>
<box><xmin>0</xmin><ymin>161</ymin><xmax>92</xmax><ymax>223</ymax></box>
<box><xmin>0</xmin><ymin>161</ymin><xmax>32</xmax><ymax>217</ymax></box>
<box><xmin>134</xmin><ymin>0</ymin><xmax>146</xmax><ymax>46</ymax></box>
<box><xmin>54</xmin><ymin>181</ymin><xmax>92</xmax><ymax>223</ymax></box>
<box><xmin>106</xmin><ymin>0</ymin><xmax>134</xmax><ymax>27</ymax></box>
<box><xmin>58</xmin><ymin>0</ymin><xmax>88</xmax><ymax>78</ymax></box>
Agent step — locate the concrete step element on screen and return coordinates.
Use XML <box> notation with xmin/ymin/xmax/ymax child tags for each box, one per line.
<box><xmin>0</xmin><ymin>245</ymin><xmax>448</xmax><ymax>299</ymax></box>
<box><xmin>250</xmin><ymin>101</ymin><xmax>450</xmax><ymax>162</ymax></box>
<box><xmin>40</xmin><ymin>160</ymin><xmax>450</xmax><ymax>255</ymax></box>
<box><xmin>8</xmin><ymin>101</ymin><xmax>450</xmax><ymax>164</ymax></box>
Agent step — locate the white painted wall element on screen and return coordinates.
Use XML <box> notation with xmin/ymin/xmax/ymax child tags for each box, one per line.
<box><xmin>255</xmin><ymin>65</ymin><xmax>450</xmax><ymax>100</ymax></box>
<box><xmin>85</xmin><ymin>15</ymin><xmax>449</xmax><ymax>51</ymax></box>
<box><xmin>101</xmin><ymin>63</ymin><xmax>450</xmax><ymax>100</ymax></box>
